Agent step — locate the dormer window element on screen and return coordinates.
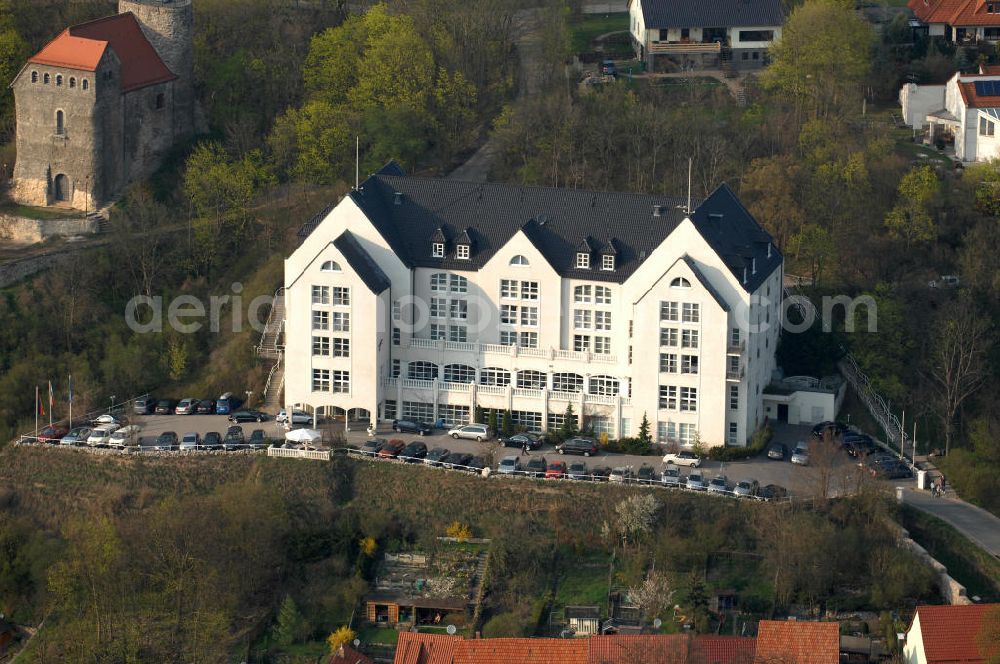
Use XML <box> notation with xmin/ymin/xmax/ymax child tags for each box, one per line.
<box><xmin>456</xmin><ymin>244</ymin><xmax>470</xmax><ymax>260</ymax></box>
<box><xmin>432</xmin><ymin>242</ymin><xmax>445</xmax><ymax>258</ymax></box>
<box><xmin>576</xmin><ymin>252</ymin><xmax>591</xmax><ymax>269</ymax></box>
<box><xmin>454</xmin><ymin>228</ymin><xmax>473</xmax><ymax>261</ymax></box>
<box><xmin>602</xmin><ymin>254</ymin><xmax>615</xmax><ymax>271</ymax></box>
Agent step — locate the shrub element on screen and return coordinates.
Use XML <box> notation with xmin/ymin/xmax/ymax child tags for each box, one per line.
<box><xmin>708</xmin><ymin>425</ymin><xmax>772</xmax><ymax>461</ymax></box>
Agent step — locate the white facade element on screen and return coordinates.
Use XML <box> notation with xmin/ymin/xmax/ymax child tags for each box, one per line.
<box><xmin>283</xmin><ymin>173</ymin><xmax>782</xmax><ymax>448</ymax></box>
<box><xmin>902</xmin><ymin>612</ymin><xmax>927</xmax><ymax>664</ymax></box>
<box><xmin>905</xmin><ymin>70</ymin><xmax>1000</xmax><ymax>161</ymax></box>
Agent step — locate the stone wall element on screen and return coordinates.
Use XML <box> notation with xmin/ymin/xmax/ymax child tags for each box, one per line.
<box><xmin>889</xmin><ymin>520</ymin><xmax>973</xmax><ymax>605</ymax></box>
<box><xmin>0</xmin><ymin>214</ymin><xmax>99</xmax><ymax>244</ymax></box>
<box><xmin>123</xmin><ymin>80</ymin><xmax>176</xmax><ymax>182</ymax></box>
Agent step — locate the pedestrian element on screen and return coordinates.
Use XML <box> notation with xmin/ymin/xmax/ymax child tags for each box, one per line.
<box><xmin>940</xmin><ymin>475</ymin><xmax>947</xmax><ymax>496</ymax></box>
<box><xmin>367</xmin><ymin>423</ymin><xmax>375</xmax><ymax>438</ymax></box>
<box><xmin>933</xmin><ymin>476</ymin><xmax>942</xmax><ymax>497</ymax></box>
<box><xmin>522</xmin><ymin>441</ymin><xmax>530</xmax><ymax>456</ymax></box>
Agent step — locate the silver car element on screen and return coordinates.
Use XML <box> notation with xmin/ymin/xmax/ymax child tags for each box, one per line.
<box><xmin>707</xmin><ymin>476</ymin><xmax>731</xmax><ymax>495</ymax></box>
<box><xmin>733</xmin><ymin>479</ymin><xmax>760</xmax><ymax>498</ymax></box>
<box><xmin>791</xmin><ymin>443</ymin><xmax>810</xmax><ymax>465</ymax></box>
<box><xmin>661</xmin><ymin>465</ymin><xmax>683</xmax><ymax>487</ymax></box>
<box><xmin>497</xmin><ymin>455</ymin><xmax>520</xmax><ymax>474</ymax></box>
<box><xmin>686</xmin><ymin>472</ymin><xmax>707</xmax><ymax>491</ymax></box>
<box><xmin>448</xmin><ymin>424</ymin><xmax>491</xmax><ymax>441</ymax></box>
<box><xmin>180</xmin><ymin>432</ymin><xmax>201</xmax><ymax>451</ymax></box>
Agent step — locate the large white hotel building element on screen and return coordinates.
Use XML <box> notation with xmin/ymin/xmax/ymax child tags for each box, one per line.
<box><xmin>282</xmin><ymin>164</ymin><xmax>783</xmax><ymax>447</ymax></box>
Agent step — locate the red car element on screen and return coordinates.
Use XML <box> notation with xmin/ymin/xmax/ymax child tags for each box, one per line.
<box><xmin>545</xmin><ymin>460</ymin><xmax>567</xmax><ymax>479</ymax></box>
<box><xmin>37</xmin><ymin>424</ymin><xmax>69</xmax><ymax>444</ymax></box>
<box><xmin>378</xmin><ymin>439</ymin><xmax>406</xmax><ymax>458</ymax></box>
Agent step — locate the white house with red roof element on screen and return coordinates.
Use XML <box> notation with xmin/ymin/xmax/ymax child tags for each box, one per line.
<box><xmin>899</xmin><ymin>64</ymin><xmax>1000</xmax><ymax>161</ymax></box>
<box><xmin>8</xmin><ymin>0</ymin><xmax>194</xmax><ymax>210</ymax></box>
<box><xmin>902</xmin><ymin>604</ymin><xmax>1000</xmax><ymax>664</ymax></box>
<box><xmin>909</xmin><ymin>0</ymin><xmax>1000</xmax><ymax>42</ymax></box>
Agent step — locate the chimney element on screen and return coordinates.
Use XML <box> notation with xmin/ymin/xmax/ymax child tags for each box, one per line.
<box><xmin>652</xmin><ymin>204</ymin><xmax>664</xmax><ymax>217</ymax></box>
<box><xmin>743</xmin><ymin>266</ymin><xmax>748</xmax><ymax>284</ymax></box>
<box><xmin>752</xmin><ymin>257</ymin><xmax>757</xmax><ymax>274</ymax></box>
<box><xmin>393</xmin><ymin>192</ymin><xmax>403</xmax><ymax>205</ymax></box>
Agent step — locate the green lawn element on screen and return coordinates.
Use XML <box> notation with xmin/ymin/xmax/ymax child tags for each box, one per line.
<box><xmin>553</xmin><ymin>552</ymin><xmax>612</xmax><ymax>613</ymax></box>
<box><xmin>357</xmin><ymin>625</ymin><xmax>400</xmax><ymax>645</ymax></box>
<box><xmin>569</xmin><ymin>12</ymin><xmax>629</xmax><ymax>53</ymax></box>
<box><xmin>0</xmin><ymin>203</ymin><xmax>81</xmax><ymax>220</ymax></box>
<box><xmin>901</xmin><ymin>505</ymin><xmax>1000</xmax><ymax>602</ymax></box>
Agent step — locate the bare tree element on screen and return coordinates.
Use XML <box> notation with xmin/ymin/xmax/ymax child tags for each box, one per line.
<box><xmin>627</xmin><ymin>570</ymin><xmax>674</xmax><ymax>621</ymax></box>
<box><xmin>809</xmin><ymin>430</ymin><xmax>846</xmax><ymax>500</ymax></box>
<box><xmin>924</xmin><ymin>297</ymin><xmax>992</xmax><ymax>455</ymax></box>
<box><xmin>615</xmin><ymin>494</ymin><xmax>659</xmax><ymax>552</ymax></box>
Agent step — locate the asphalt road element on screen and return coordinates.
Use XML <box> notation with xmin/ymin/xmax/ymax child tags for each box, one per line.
<box><xmin>902</xmin><ymin>488</ymin><xmax>1000</xmax><ymax>558</ymax></box>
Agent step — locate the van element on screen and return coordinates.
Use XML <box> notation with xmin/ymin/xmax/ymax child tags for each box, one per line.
<box><xmin>215</xmin><ymin>392</ymin><xmax>237</xmax><ymax>415</ymax></box>
<box><xmin>108</xmin><ymin>425</ymin><xmax>141</xmax><ymax>449</ymax></box>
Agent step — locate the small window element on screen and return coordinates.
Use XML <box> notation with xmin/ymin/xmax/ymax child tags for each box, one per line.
<box><xmin>576</xmin><ymin>252</ymin><xmax>591</xmax><ymax>269</ymax></box>
<box><xmin>55</xmin><ymin>109</ymin><xmax>65</xmax><ymax>135</ymax></box>
<box><xmin>155</xmin><ymin>93</ymin><xmax>164</xmax><ymax>109</ymax></box>
<box><xmin>82</xmin><ymin>79</ymin><xmax>89</xmax><ymax>90</ymax></box>
<box><xmin>31</xmin><ymin>71</ymin><xmax>38</xmax><ymax>83</ymax></box>
<box><xmin>43</xmin><ymin>73</ymin><xmax>50</xmax><ymax>84</ymax></box>
<box><xmin>509</xmin><ymin>254</ymin><xmax>529</xmax><ymax>266</ymax></box>
<box><xmin>320</xmin><ymin>260</ymin><xmax>341</xmax><ymax>272</ymax></box>
<box><xmin>670</xmin><ymin>277</ymin><xmax>691</xmax><ymax>288</ymax></box>
<box><xmin>432</xmin><ymin>242</ymin><xmax>445</xmax><ymax>258</ymax></box>
<box><xmin>980</xmin><ymin>116</ymin><xmax>996</xmax><ymax>137</ymax></box>
<box><xmin>56</xmin><ymin>75</ymin><xmax>62</xmax><ymax>86</ymax></box>
<box><xmin>601</xmin><ymin>254</ymin><xmax>615</xmax><ymax>271</ymax></box>
<box><xmin>456</xmin><ymin>244</ymin><xmax>470</xmax><ymax>260</ymax></box>
<box><xmin>69</xmin><ymin>77</ymin><xmax>76</xmax><ymax>88</ymax></box>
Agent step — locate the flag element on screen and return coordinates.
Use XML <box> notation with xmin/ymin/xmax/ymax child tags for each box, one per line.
<box><xmin>48</xmin><ymin>380</ymin><xmax>54</xmax><ymax>411</ymax></box>
<box><xmin>68</xmin><ymin>374</ymin><xmax>73</xmax><ymax>404</ymax></box>
<box><xmin>37</xmin><ymin>386</ymin><xmax>44</xmax><ymax>417</ymax></box>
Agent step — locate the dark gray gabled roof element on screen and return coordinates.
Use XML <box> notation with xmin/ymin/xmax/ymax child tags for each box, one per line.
<box><xmin>332</xmin><ymin>230</ymin><xmax>391</xmax><ymax>294</ymax></box>
<box><xmin>338</xmin><ymin>169</ymin><xmax>779</xmax><ymax>291</ymax></box>
<box><xmin>681</xmin><ymin>255</ymin><xmax>730</xmax><ymax>312</ymax></box>
<box><xmin>638</xmin><ymin>0</ymin><xmax>784</xmax><ymax>28</ymax></box>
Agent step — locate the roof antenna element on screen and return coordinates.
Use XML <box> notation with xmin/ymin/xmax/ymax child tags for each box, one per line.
<box><xmin>354</xmin><ymin>136</ymin><xmax>359</xmax><ymax>191</ymax></box>
<box><xmin>686</xmin><ymin>157</ymin><xmax>692</xmax><ymax>215</ymax></box>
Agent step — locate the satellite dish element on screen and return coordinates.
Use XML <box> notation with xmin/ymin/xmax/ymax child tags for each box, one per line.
<box><xmin>353</xmin><ymin>639</ymin><xmax>361</xmax><ymax>647</ymax></box>
<box><xmin>653</xmin><ymin>618</ymin><xmax>662</xmax><ymax>629</ymax></box>
<box><xmin>446</xmin><ymin>624</ymin><xmax>457</xmax><ymax>635</ymax></box>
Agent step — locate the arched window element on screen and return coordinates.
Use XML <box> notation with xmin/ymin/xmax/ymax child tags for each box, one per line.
<box><xmin>509</xmin><ymin>255</ymin><xmax>529</xmax><ymax>266</ymax></box>
<box><xmin>31</xmin><ymin>71</ymin><xmax>38</xmax><ymax>83</ymax></box>
<box><xmin>589</xmin><ymin>375</ymin><xmax>619</xmax><ymax>396</ymax></box>
<box><xmin>43</xmin><ymin>73</ymin><xmax>50</xmax><ymax>84</ymax></box>
<box><xmin>320</xmin><ymin>260</ymin><xmax>341</xmax><ymax>272</ymax></box>
<box><xmin>670</xmin><ymin>277</ymin><xmax>691</xmax><ymax>288</ymax></box>
<box><xmin>69</xmin><ymin>77</ymin><xmax>76</xmax><ymax>88</ymax></box>
<box><xmin>517</xmin><ymin>370</ymin><xmax>546</xmax><ymax>390</ymax></box>
<box><xmin>407</xmin><ymin>361</ymin><xmax>438</xmax><ymax>381</ymax></box>
<box><xmin>155</xmin><ymin>92</ymin><xmax>164</xmax><ymax>109</ymax></box>
<box><xmin>82</xmin><ymin>79</ymin><xmax>89</xmax><ymax>91</ymax></box>
<box><xmin>480</xmin><ymin>368</ymin><xmax>511</xmax><ymax>386</ymax></box>
<box><xmin>443</xmin><ymin>364</ymin><xmax>475</xmax><ymax>383</ymax></box>
<box><xmin>55</xmin><ymin>110</ymin><xmax>65</xmax><ymax>135</ymax></box>
<box><xmin>55</xmin><ymin>75</ymin><xmax>62</xmax><ymax>86</ymax></box>
<box><xmin>552</xmin><ymin>372</ymin><xmax>584</xmax><ymax>393</ymax></box>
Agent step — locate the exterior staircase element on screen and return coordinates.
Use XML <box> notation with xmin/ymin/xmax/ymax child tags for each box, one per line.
<box><xmin>262</xmin><ymin>358</ymin><xmax>284</xmax><ymax>411</ymax></box>
<box><xmin>257</xmin><ymin>288</ymin><xmax>285</xmax><ymax>413</ymax></box>
<box><xmin>719</xmin><ymin>46</ymin><xmax>734</xmax><ymax>78</ymax></box>
<box><xmin>88</xmin><ymin>203</ymin><xmax>114</xmax><ymax>233</ymax></box>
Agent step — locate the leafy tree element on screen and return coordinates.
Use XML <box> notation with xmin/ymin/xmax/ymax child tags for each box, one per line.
<box><xmin>272</xmin><ymin>594</ymin><xmax>309</xmax><ymax>646</ymax></box>
<box><xmin>885</xmin><ymin>165</ymin><xmax>938</xmax><ymax>245</ymax></box>
<box><xmin>0</xmin><ymin>25</ymin><xmax>28</xmax><ymax>138</ymax></box>
<box><xmin>359</xmin><ymin>536</ymin><xmax>377</xmax><ymax>557</ymax></box>
<box><xmin>637</xmin><ymin>412</ymin><xmax>651</xmax><ymax>445</ymax></box>
<box><xmin>559</xmin><ymin>404</ymin><xmax>578</xmax><ymax>439</ymax></box>
<box><xmin>501</xmin><ymin>409</ymin><xmax>513</xmax><ymax>437</ymax></box>
<box><xmin>615</xmin><ymin>494</ymin><xmax>659</xmax><ymax>551</ymax></box>
<box><xmin>789</xmin><ymin>223</ymin><xmax>834</xmax><ymax>285</ymax></box>
<box><xmin>627</xmin><ymin>571</ymin><xmax>673</xmax><ymax>621</ymax></box>
<box><xmin>741</xmin><ymin>155</ymin><xmax>806</xmax><ymax>249</ymax></box>
<box><xmin>446</xmin><ymin>521</ymin><xmax>472</xmax><ymax>541</ymax></box>
<box><xmin>487</xmin><ymin>409</ymin><xmax>498</xmax><ymax>434</ymax></box>
<box><xmin>327</xmin><ymin>626</ymin><xmax>357</xmax><ymax>654</ymax></box>
<box><xmin>166</xmin><ymin>337</ymin><xmax>189</xmax><ymax>382</ymax></box>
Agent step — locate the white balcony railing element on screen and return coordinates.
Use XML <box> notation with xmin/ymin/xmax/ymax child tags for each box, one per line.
<box><xmin>440</xmin><ymin>381</ymin><xmax>471</xmax><ymax>393</ymax></box>
<box><xmin>585</xmin><ymin>394</ymin><xmax>617</xmax><ymax>406</ymax></box>
<box><xmin>512</xmin><ymin>388</ymin><xmax>544</xmax><ymax>399</ymax></box>
<box><xmin>404</xmin><ymin>339</ymin><xmax>617</xmax><ymax>364</ymax></box>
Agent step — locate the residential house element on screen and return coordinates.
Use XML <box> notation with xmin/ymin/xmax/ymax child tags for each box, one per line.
<box><xmin>566</xmin><ymin>606</ymin><xmax>602</xmax><ymax>636</ymax></box>
<box><xmin>283</xmin><ymin>164</ymin><xmax>783</xmax><ymax>449</ymax></box>
<box><xmin>329</xmin><ymin>644</ymin><xmax>374</xmax><ymax>664</ymax></box>
<box><xmin>627</xmin><ymin>0</ymin><xmax>784</xmax><ymax>72</ymax></box>
<box><xmin>908</xmin><ymin>0</ymin><xmax>1000</xmax><ymax>43</ymax></box>
<box><xmin>902</xmin><ymin>603</ymin><xmax>1000</xmax><ymax>664</ymax></box>
<box><xmin>899</xmin><ymin>64</ymin><xmax>1000</xmax><ymax>161</ymax></box>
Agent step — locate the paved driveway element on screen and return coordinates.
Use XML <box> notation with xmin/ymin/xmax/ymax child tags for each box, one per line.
<box><xmin>902</xmin><ymin>488</ymin><xmax>1000</xmax><ymax>558</ymax></box>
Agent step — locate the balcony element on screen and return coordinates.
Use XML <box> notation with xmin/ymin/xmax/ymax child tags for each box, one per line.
<box><xmin>727</xmin><ymin>340</ymin><xmax>745</xmax><ymax>355</ymax></box>
<box><xmin>649</xmin><ymin>40</ymin><xmax>723</xmax><ymax>54</ymax></box>
<box><xmin>726</xmin><ymin>367</ymin><xmax>744</xmax><ymax>382</ymax></box>
<box><xmin>405</xmin><ymin>339</ymin><xmax>617</xmax><ymax>364</ymax></box>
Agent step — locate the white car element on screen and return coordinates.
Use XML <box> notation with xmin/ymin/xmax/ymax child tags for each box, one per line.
<box><xmin>277</xmin><ymin>409</ymin><xmax>312</xmax><ymax>426</ymax></box>
<box><xmin>662</xmin><ymin>450</ymin><xmax>702</xmax><ymax>467</ymax></box>
<box><xmin>108</xmin><ymin>425</ymin><xmax>141</xmax><ymax>449</ymax></box>
<box><xmin>685</xmin><ymin>472</ymin><xmax>707</xmax><ymax>491</ymax></box>
<box><xmin>791</xmin><ymin>444</ymin><xmax>810</xmax><ymax>466</ymax></box>
<box><xmin>87</xmin><ymin>424</ymin><xmax>120</xmax><ymax>446</ymax></box>
<box><xmin>448</xmin><ymin>424</ymin><xmax>491</xmax><ymax>441</ymax></box>
<box><xmin>175</xmin><ymin>398</ymin><xmax>199</xmax><ymax>415</ymax></box>
<box><xmin>92</xmin><ymin>414</ymin><xmax>121</xmax><ymax>426</ymax></box>
<box><xmin>180</xmin><ymin>432</ymin><xmax>201</xmax><ymax>451</ymax></box>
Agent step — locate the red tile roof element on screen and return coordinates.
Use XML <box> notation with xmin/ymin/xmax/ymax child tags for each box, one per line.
<box><xmin>329</xmin><ymin>644</ymin><xmax>374</xmax><ymax>664</ymax></box>
<box><xmin>395</xmin><ymin>632</ymin><xmax>460</xmax><ymax>664</ymax></box>
<box><xmin>911</xmin><ymin>604</ymin><xmax>1000</xmax><ymax>664</ymax></box>
<box><xmin>28</xmin><ymin>13</ymin><xmax>176</xmax><ymax>91</ymax></box>
<box><xmin>957</xmin><ymin>80</ymin><xmax>1000</xmax><ymax>108</ymax></box>
<box><xmin>690</xmin><ymin>636</ymin><xmax>756</xmax><ymax>664</ymax></box>
<box><xmin>908</xmin><ymin>0</ymin><xmax>1000</xmax><ymax>26</ymax></box>
<box><xmin>980</xmin><ymin>64</ymin><xmax>1000</xmax><ymax>75</ymax></box>
<box><xmin>754</xmin><ymin>621</ymin><xmax>839</xmax><ymax>664</ymax></box>
<box><xmin>454</xmin><ymin>638</ymin><xmax>588</xmax><ymax>664</ymax></box>
<box><xmin>587</xmin><ymin>634</ymin><xmax>690</xmax><ymax>663</ymax></box>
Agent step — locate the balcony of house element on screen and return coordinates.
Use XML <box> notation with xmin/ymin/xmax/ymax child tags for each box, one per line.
<box><xmin>648</xmin><ymin>39</ymin><xmax>724</xmax><ymax>54</ymax></box>
<box><xmin>405</xmin><ymin>337</ymin><xmax>618</xmax><ymax>365</ymax></box>
<box><xmin>726</xmin><ymin>366</ymin><xmax>744</xmax><ymax>381</ymax></box>
<box><xmin>382</xmin><ymin>378</ymin><xmax>632</xmax><ymax>408</ymax></box>
<box><xmin>726</xmin><ymin>339</ymin><xmax>745</xmax><ymax>355</ymax></box>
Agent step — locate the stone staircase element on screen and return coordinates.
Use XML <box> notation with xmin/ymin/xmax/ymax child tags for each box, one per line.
<box><xmin>262</xmin><ymin>358</ymin><xmax>284</xmax><ymax>411</ymax></box>
<box><xmin>257</xmin><ymin>288</ymin><xmax>285</xmax><ymax>413</ymax></box>
<box><xmin>87</xmin><ymin>203</ymin><xmax>114</xmax><ymax>233</ymax></box>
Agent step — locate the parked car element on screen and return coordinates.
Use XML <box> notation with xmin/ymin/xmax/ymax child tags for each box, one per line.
<box><xmin>228</xmin><ymin>410</ymin><xmax>269</xmax><ymax>423</ymax></box>
<box><xmin>589</xmin><ymin>466</ymin><xmax>611</xmax><ymax>482</ymax></box>
<box><xmin>525</xmin><ymin>456</ymin><xmax>547</xmax><ymax>478</ymax></box>
<box><xmin>566</xmin><ymin>461</ymin><xmax>588</xmax><ymax>480</ymax></box>
<box><xmin>203</xmin><ymin>431</ymin><xmax>223</xmax><ymax>450</ymax></box>
<box><xmin>707</xmin><ymin>476</ymin><xmax>731</xmax><ymax>495</ymax></box>
<box><xmin>248</xmin><ymin>429</ymin><xmax>268</xmax><ymax>449</ymax></box>
<box><xmin>92</xmin><ymin>414</ymin><xmax>121</xmax><ymax>426</ymax></box>
<box><xmin>37</xmin><ymin>424</ymin><xmax>69</xmax><ymax>444</ymax></box>
<box><xmin>153</xmin><ymin>431</ymin><xmax>179</xmax><ymax>451</ymax></box>
<box><xmin>378</xmin><ymin>439</ymin><xmax>406</xmax><ymax>458</ymax></box>
<box><xmin>609</xmin><ymin>467</ymin><xmax>634</xmax><ymax>483</ymax></box>
<box><xmin>215</xmin><ymin>392</ymin><xmax>239</xmax><ymax>415</ymax></box>
<box><xmin>759</xmin><ymin>484</ymin><xmax>788</xmax><ymax>501</ymax></box>
<box><xmin>844</xmin><ymin>435</ymin><xmax>877</xmax><ymax>458</ymax></box>
<box><xmin>133</xmin><ymin>395</ymin><xmax>157</xmax><ymax>415</ymax></box>
<box><xmin>154</xmin><ymin>399</ymin><xmax>177</xmax><ymax>415</ymax></box>
<box><xmin>196</xmin><ymin>399</ymin><xmax>216</xmax><ymax>414</ymax></box>
<box><xmin>662</xmin><ymin>450</ymin><xmax>702</xmax><ymax>467</ymax></box>
<box><xmin>497</xmin><ymin>455</ymin><xmax>521</xmax><ymax>474</ymax></box>
<box><xmin>400</xmin><ymin>441</ymin><xmax>428</xmax><ymax>462</ymax></box>
<box><xmin>636</xmin><ymin>464</ymin><xmax>656</xmax><ymax>483</ymax></box>
<box><xmin>686</xmin><ymin>472</ymin><xmax>707</xmax><ymax>491</ymax></box>
<box><xmin>466</xmin><ymin>456</ymin><xmax>489</xmax><ymax>473</ymax></box>
<box><xmin>545</xmin><ymin>460</ymin><xmax>567</xmax><ymax>479</ymax></box>
<box><xmin>61</xmin><ymin>427</ymin><xmax>92</xmax><ymax>446</ymax></box>
<box><xmin>87</xmin><ymin>425</ymin><xmax>120</xmax><ymax>446</ymax></box>
<box><xmin>767</xmin><ymin>442</ymin><xmax>787</xmax><ymax>460</ymax></box>
<box><xmin>180</xmin><ymin>432</ymin><xmax>201</xmax><ymax>451</ymax></box>
<box><xmin>175</xmin><ymin>398</ymin><xmax>200</xmax><ymax>415</ymax></box>
<box><xmin>424</xmin><ymin>447</ymin><xmax>451</xmax><ymax>466</ymax></box>
<box><xmin>443</xmin><ymin>452</ymin><xmax>474</xmax><ymax>469</ymax></box>
<box><xmin>276</xmin><ymin>409</ymin><xmax>312</xmax><ymax>425</ymax></box>
<box><xmin>790</xmin><ymin>443</ymin><xmax>810</xmax><ymax>466</ymax></box>
<box><xmin>502</xmin><ymin>432</ymin><xmax>543</xmax><ymax>450</ymax></box>
<box><xmin>108</xmin><ymin>425</ymin><xmax>141</xmax><ymax>449</ymax></box>
<box><xmin>223</xmin><ymin>427</ymin><xmax>245</xmax><ymax>451</ymax></box>
<box><xmin>661</xmin><ymin>465</ymin><xmax>683</xmax><ymax>487</ymax></box>
<box><xmin>556</xmin><ymin>437</ymin><xmax>599</xmax><ymax>457</ymax></box>
<box><xmin>359</xmin><ymin>438</ymin><xmax>386</xmax><ymax>457</ymax></box>
<box><xmin>733</xmin><ymin>478</ymin><xmax>760</xmax><ymax>498</ymax></box>
<box><xmin>872</xmin><ymin>459</ymin><xmax>913</xmax><ymax>479</ymax></box>
<box><xmin>449</xmin><ymin>424</ymin><xmax>491</xmax><ymax>441</ymax></box>
<box><xmin>811</xmin><ymin>421</ymin><xmax>847</xmax><ymax>439</ymax></box>
<box><xmin>392</xmin><ymin>419</ymin><xmax>432</xmax><ymax>435</ymax></box>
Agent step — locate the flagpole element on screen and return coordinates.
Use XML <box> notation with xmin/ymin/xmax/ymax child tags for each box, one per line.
<box><xmin>48</xmin><ymin>380</ymin><xmax>53</xmax><ymax>428</ymax></box>
<box><xmin>68</xmin><ymin>374</ymin><xmax>73</xmax><ymax>430</ymax></box>
<box><xmin>34</xmin><ymin>385</ymin><xmax>39</xmax><ymax>436</ymax></box>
